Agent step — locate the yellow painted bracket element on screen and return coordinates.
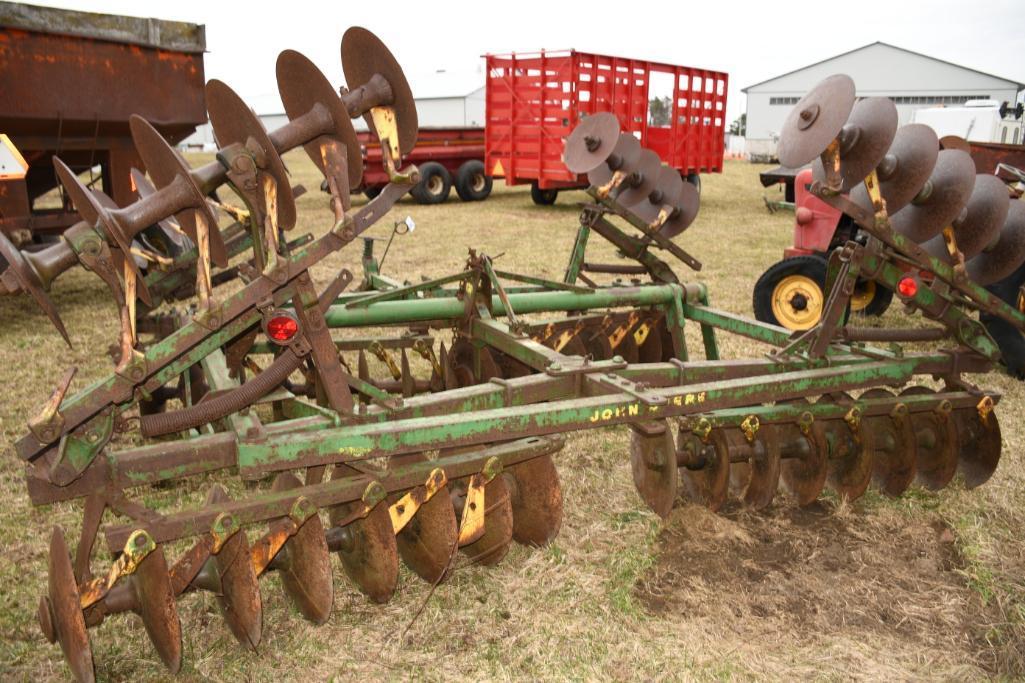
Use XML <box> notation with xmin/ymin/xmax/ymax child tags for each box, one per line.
<box><xmin>457</xmin><ymin>457</ymin><xmax>502</xmax><ymax>546</ymax></box>
<box><xmin>0</xmin><ymin>134</ymin><xmax>28</xmax><ymax>180</ymax></box>
<box><xmin>389</xmin><ymin>467</ymin><xmax>447</xmax><ymax>534</ymax></box>
<box><xmin>369</xmin><ymin>105</ymin><xmax>415</xmax><ymax>183</ymax></box>
<box><xmin>79</xmin><ymin>529</ymin><xmax>155</xmax><ymax>609</ymax></box>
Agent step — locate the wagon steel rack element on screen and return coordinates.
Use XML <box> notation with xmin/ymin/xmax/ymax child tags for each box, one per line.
<box><xmin>2</xmin><ymin>31</ymin><xmax>1018</xmax><ymax>683</ymax></box>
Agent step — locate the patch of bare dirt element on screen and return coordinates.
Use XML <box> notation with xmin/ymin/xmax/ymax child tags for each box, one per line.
<box><xmin>636</xmin><ymin>502</ymin><xmax>1005</xmax><ymax>675</ymax></box>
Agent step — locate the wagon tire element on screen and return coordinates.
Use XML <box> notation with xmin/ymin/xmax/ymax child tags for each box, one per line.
<box><xmin>411</xmin><ymin>162</ymin><xmax>452</xmax><ymax>204</ymax></box>
<box><xmin>685</xmin><ymin>173</ymin><xmax>701</xmax><ymax>196</ymax></box>
<box><xmin>364</xmin><ymin>186</ymin><xmax>382</xmax><ymax>200</ymax></box>
<box><xmin>530</xmin><ymin>182</ymin><xmax>558</xmax><ymax>206</ymax></box>
<box><xmin>455</xmin><ymin>160</ymin><xmax>492</xmax><ymax>201</ymax></box>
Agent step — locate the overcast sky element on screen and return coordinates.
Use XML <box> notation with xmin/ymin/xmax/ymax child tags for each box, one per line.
<box><xmin>34</xmin><ymin>0</ymin><xmax>1025</xmax><ymax>123</ymax></box>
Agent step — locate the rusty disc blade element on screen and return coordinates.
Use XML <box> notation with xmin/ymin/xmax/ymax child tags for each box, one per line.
<box><xmin>678</xmin><ymin>429</ymin><xmax>731</xmax><ymax>512</ymax></box>
<box><xmin>658</xmin><ymin>319</ymin><xmax>677</xmax><ymax>362</ymax></box>
<box><xmin>205</xmin><ymin>81</ymin><xmax>297</xmax><ymax>230</ymax></box>
<box><xmin>629</xmin><ymin>424</ymin><xmax>678</xmax><ymax>518</ymax></box>
<box><xmin>952</xmin><ymin>407</ymin><xmax>1001</xmax><ymax>488</ymax></box>
<box><xmin>449</xmin><ymin>338</ymin><xmax>477</xmax><ymax>387</ymax></box>
<box><xmin>276</xmin><ymin>49</ymin><xmax>362</xmax><ymax>189</ymax></box>
<box><xmin>129</xmin><ymin>116</ymin><xmax>228</xmax><ymax>267</ymax></box>
<box><xmin>860</xmin><ymin>388</ymin><xmax>916</xmax><ymax>496</ymax></box>
<box><xmin>900</xmin><ymin>386</ymin><xmax>958</xmax><ymax>490</ymax></box>
<box><xmin>504</xmin><ymin>452</ymin><xmax>563</xmax><ymax>546</ymax></box>
<box><xmin>727</xmin><ymin>426</ymin><xmax>781</xmax><ymax>509</ymax></box>
<box><xmin>851</xmin><ymin>124</ymin><xmax>938</xmax><ymax>214</ymax></box>
<box><xmin>392</xmin><ymin>453</ymin><xmax>457</xmax><ymax>583</ymax></box>
<box><xmin>583</xmin><ymin>326</ymin><xmax>613</xmax><ymax>361</ymax></box>
<box><xmin>890</xmin><ymin>149</ymin><xmax>976</xmax><ymax>243</ymax></box>
<box><xmin>616</xmin><ymin>149</ymin><xmax>663</xmax><ymax>208</ymax></box>
<box><xmin>132</xmin><ymin>544</ymin><xmax>182</xmax><ymax>673</ymax></box>
<box><xmin>660</xmin><ymin>178</ymin><xmax>700</xmax><ymax>238</ymax></box>
<box><xmin>563</xmin><ymin>112</ymin><xmax>621</xmax><ymax>174</ymax></box>
<box><xmin>329</xmin><ymin>473</ymin><xmax>398</xmax><ymax>603</ymax></box>
<box><xmin>924</xmin><ymin>174</ymin><xmax>1010</xmax><ymax>262</ymax></box>
<box><xmin>52</xmin><ymin>156</ymin><xmax>100</xmax><ymax>226</ymax></box>
<box><xmin>341</xmin><ymin>27</ymin><xmax>418</xmax><ymax>155</ymax></box>
<box><xmin>48</xmin><ymin>527</ymin><xmax>95</xmax><ymax>683</ymax></box>
<box><xmin>939</xmin><ymin>135</ymin><xmax>972</xmax><ymax>153</ymax></box>
<box><xmin>820</xmin><ymin>392</ymin><xmax>873</xmax><ymax>501</ymax></box>
<box><xmin>558</xmin><ymin>333</ymin><xmax>588</xmax><ymax>357</ymax></box>
<box><xmin>202</xmin><ymin>485</ymin><xmax>262</xmax><ymax>649</ymax></box>
<box><xmin>90</xmin><ymin>187</ymin><xmax>154</xmax><ymax>307</ymax></box>
<box><xmin>614</xmin><ymin>322</ymin><xmax>640</xmax><ymax>363</ymax></box>
<box><xmin>271</xmin><ymin>473</ymin><xmax>333</xmax><ymax>624</ymax></box>
<box><xmin>54</xmin><ymin>153</ymin><xmax>141</xmax><ymax>297</ymax></box>
<box><xmin>0</xmin><ymin>228</ymin><xmax>70</xmax><ymax>347</ymax></box>
<box><xmin>132</xmin><ymin>169</ymin><xmax>191</xmax><ymax>252</ymax></box>
<box><xmin>214</xmin><ymin>529</ymin><xmax>262</xmax><ymax>649</ymax></box>
<box><xmin>459</xmin><ymin>474</ymin><xmax>514</xmax><ymax>566</ymax></box>
<box><xmin>609</xmin><ymin>133</ymin><xmax>642</xmax><ymax>171</ymax></box>
<box><xmin>778</xmin><ymin>400</ymin><xmax>828</xmax><ymax>505</ymax></box>
<box><xmin>812</xmin><ymin>97</ymin><xmax>898</xmax><ymax>192</ymax></box>
<box><xmin>479</xmin><ymin>347</ymin><xmax>504</xmax><ymax>381</ymax></box>
<box><xmin>636</xmin><ymin>317</ymin><xmax>663</xmax><ymax>363</ymax></box>
<box><xmin>778</xmin><ymin>74</ymin><xmax>856</xmax><ymax>168</ymax></box>
<box><xmin>967</xmin><ymin>201</ymin><xmax>1025</xmax><ymax>285</ymax></box>
<box><xmin>493</xmin><ymin>349</ymin><xmax>533</xmax><ymax>378</ymax></box>
<box><xmin>587</xmin><ymin>133</ymin><xmax>642</xmax><ymax>188</ymax></box>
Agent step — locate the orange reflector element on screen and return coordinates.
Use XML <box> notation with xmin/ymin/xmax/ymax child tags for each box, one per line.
<box><xmin>897</xmin><ymin>277</ymin><xmax>918</xmax><ymax>298</ymax></box>
<box><xmin>267</xmin><ymin>314</ymin><xmax>299</xmax><ymax>343</ymax></box>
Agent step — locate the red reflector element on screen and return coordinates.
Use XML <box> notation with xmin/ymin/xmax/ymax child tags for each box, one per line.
<box><xmin>267</xmin><ymin>315</ymin><xmax>298</xmax><ymax>343</ymax></box>
<box><xmin>897</xmin><ymin>277</ymin><xmax>918</xmax><ymax>298</ymax></box>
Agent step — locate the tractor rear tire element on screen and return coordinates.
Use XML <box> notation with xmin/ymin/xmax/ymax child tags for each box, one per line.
<box><xmin>410</xmin><ymin>162</ymin><xmax>452</xmax><ymax>204</ymax></box>
<box><xmin>753</xmin><ymin>255</ymin><xmax>829</xmax><ymax>331</ymax></box>
<box><xmin>530</xmin><ymin>182</ymin><xmax>558</xmax><ymax>206</ymax></box>
<box><xmin>851</xmin><ymin>279</ymin><xmax>893</xmax><ymax>318</ymax></box>
<box><xmin>455</xmin><ymin>160</ymin><xmax>492</xmax><ymax>201</ymax></box>
<box><xmin>981</xmin><ymin>260</ymin><xmax>1025</xmax><ymax>378</ymax></box>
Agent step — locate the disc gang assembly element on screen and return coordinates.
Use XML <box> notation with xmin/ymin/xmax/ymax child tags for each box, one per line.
<box><xmin>1</xmin><ymin>31</ymin><xmax>1022</xmax><ymax>681</ymax></box>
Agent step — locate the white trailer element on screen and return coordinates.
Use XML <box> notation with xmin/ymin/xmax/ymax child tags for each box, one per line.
<box><xmin>912</xmin><ymin>99</ymin><xmax>1025</xmax><ymax>145</ymax></box>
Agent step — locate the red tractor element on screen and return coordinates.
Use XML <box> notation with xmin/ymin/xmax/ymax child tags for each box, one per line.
<box><xmin>753</xmin><ymin>168</ymin><xmax>893</xmax><ymax>330</ymax></box>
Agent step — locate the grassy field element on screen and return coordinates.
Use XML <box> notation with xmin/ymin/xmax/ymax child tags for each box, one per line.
<box><xmin>1</xmin><ymin>155</ymin><xmax>1023</xmax><ymax>681</ymax></box>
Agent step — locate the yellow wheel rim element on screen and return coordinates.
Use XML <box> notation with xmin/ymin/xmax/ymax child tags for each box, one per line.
<box><xmin>850</xmin><ymin>279</ymin><xmax>876</xmax><ymax>313</ymax></box>
<box><xmin>771</xmin><ymin>274</ymin><xmax>823</xmax><ymax>331</ymax></box>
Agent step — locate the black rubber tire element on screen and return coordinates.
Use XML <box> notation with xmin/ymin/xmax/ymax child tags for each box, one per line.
<box><xmin>530</xmin><ymin>182</ymin><xmax>558</xmax><ymax>206</ymax></box>
<box><xmin>753</xmin><ymin>255</ymin><xmax>830</xmax><ymax>330</ymax></box>
<box><xmin>852</xmin><ymin>279</ymin><xmax>893</xmax><ymax>317</ymax></box>
<box><xmin>410</xmin><ymin>162</ymin><xmax>452</xmax><ymax>204</ymax></box>
<box><xmin>981</xmin><ymin>260</ymin><xmax>1025</xmax><ymax>378</ymax></box>
<box><xmin>685</xmin><ymin>173</ymin><xmax>701</xmax><ymax>196</ymax></box>
<box><xmin>454</xmin><ymin>160</ymin><xmax>492</xmax><ymax>201</ymax></box>
<box><xmin>364</xmin><ymin>186</ymin><xmax>382</xmax><ymax>200</ymax></box>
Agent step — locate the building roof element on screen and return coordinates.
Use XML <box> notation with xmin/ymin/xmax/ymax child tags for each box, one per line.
<box><xmin>742</xmin><ymin>41</ymin><xmax>1024</xmax><ymax>93</ymax></box>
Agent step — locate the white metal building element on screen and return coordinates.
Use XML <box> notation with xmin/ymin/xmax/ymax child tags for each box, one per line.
<box><xmin>180</xmin><ymin>71</ymin><xmax>484</xmax><ymax>150</ymax></box>
<box><xmin>743</xmin><ymin>42</ymin><xmax>1024</xmax><ymax>161</ymax></box>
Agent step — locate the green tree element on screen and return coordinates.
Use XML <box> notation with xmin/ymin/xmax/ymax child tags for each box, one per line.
<box><xmin>648</xmin><ymin>96</ymin><xmax>671</xmax><ymax>126</ymax></box>
<box><xmin>729</xmin><ymin>113</ymin><xmax>746</xmax><ymax>136</ymax></box>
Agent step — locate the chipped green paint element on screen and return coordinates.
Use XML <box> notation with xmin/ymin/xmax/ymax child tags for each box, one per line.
<box><xmin>237</xmin><ymin>357</ymin><xmax>921</xmax><ymax>475</ymax></box>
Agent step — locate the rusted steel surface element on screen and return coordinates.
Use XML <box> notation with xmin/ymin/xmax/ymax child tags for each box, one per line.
<box><xmin>967</xmin><ymin>140</ymin><xmax>1025</xmax><ymax>174</ymax></box>
<box><xmin>0</xmin><ymin>2</ymin><xmax>206</xmax><ymax>235</ymax></box>
<box><xmin>4</xmin><ymin>31</ymin><xmax>1023</xmax><ymax>682</ymax></box>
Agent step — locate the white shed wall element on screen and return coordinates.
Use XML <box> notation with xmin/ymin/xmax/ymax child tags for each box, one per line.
<box><xmin>744</xmin><ymin>43</ymin><xmax>1022</xmax><ymax>160</ymax></box>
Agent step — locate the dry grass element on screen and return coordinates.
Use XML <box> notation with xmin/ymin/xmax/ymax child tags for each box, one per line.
<box><xmin>0</xmin><ymin>155</ymin><xmax>1023</xmax><ymax>681</ymax></box>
